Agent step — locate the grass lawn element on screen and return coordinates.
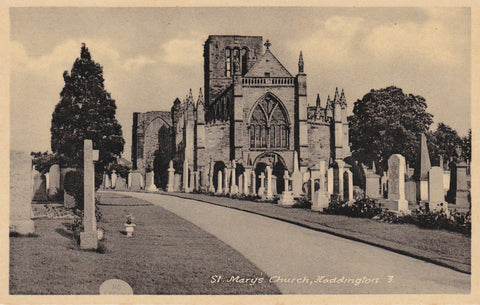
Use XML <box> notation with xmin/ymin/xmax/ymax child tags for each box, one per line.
<box><xmin>10</xmin><ymin>194</ymin><xmax>281</xmax><ymax>295</ymax></box>
<box><xmin>168</xmin><ymin>192</ymin><xmax>471</xmax><ymax>273</ymax></box>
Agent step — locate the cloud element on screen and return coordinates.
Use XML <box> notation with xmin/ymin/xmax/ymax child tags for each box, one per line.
<box><xmin>293</xmin><ymin>16</ymin><xmax>365</xmax><ymax>65</ymax></box>
<box><xmin>363</xmin><ymin>20</ymin><xmax>462</xmax><ymax>66</ymax></box>
<box><xmin>160</xmin><ymin>38</ymin><xmax>203</xmax><ymax>66</ymax></box>
<box><xmin>10</xmin><ymin>39</ymin><xmax>156</xmax><ymax>75</ymax></box>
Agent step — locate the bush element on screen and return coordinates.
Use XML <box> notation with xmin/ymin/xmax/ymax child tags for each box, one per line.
<box><xmin>292</xmin><ymin>196</ymin><xmax>312</xmax><ymax>209</ymax></box>
<box><xmin>64</xmin><ymin>170</ymin><xmax>84</xmax><ymax>209</ymax></box>
<box><xmin>323</xmin><ymin>196</ymin><xmax>383</xmax><ymax>218</ymax></box>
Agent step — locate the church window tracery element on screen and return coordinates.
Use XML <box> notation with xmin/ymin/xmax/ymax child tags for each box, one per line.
<box><xmin>249</xmin><ymin>94</ymin><xmax>289</xmax><ymax>149</ymax></box>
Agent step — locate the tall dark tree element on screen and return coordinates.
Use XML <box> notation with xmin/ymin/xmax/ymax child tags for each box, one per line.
<box><xmin>462</xmin><ymin>129</ymin><xmax>471</xmax><ymax>162</ymax></box>
<box><xmin>51</xmin><ymin>43</ymin><xmax>124</xmax><ymax>171</ymax></box>
<box><xmin>426</xmin><ymin>123</ymin><xmax>463</xmax><ymax>166</ymax></box>
<box><xmin>349</xmin><ymin>86</ymin><xmax>434</xmax><ymax>172</ymax></box>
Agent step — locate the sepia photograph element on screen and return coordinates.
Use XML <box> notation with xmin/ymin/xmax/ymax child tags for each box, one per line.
<box><xmin>4</xmin><ymin>2</ymin><xmax>477</xmax><ymax>303</ymax></box>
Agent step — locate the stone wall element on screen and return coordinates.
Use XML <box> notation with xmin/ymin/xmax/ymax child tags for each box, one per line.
<box><xmin>307</xmin><ymin>122</ymin><xmax>331</xmax><ymax>166</ymax></box>
<box><xmin>201</xmin><ymin>122</ymin><xmax>231</xmax><ymax>166</ymax></box>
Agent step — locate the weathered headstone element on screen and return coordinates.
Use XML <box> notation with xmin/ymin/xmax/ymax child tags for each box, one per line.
<box><xmin>387</xmin><ymin>154</ymin><xmax>409</xmax><ymax>212</ymax></box>
<box><xmin>415</xmin><ymin>133</ymin><xmax>431</xmax><ymax>201</ymax></box>
<box><xmin>238</xmin><ymin>173</ymin><xmax>244</xmax><ymax>195</ymax></box>
<box><xmin>48</xmin><ymin>164</ymin><xmax>61</xmax><ymax>199</ymax></box>
<box><xmin>167</xmin><ymin>160</ymin><xmax>175</xmax><ymax>192</ymax></box>
<box><xmin>327</xmin><ymin>168</ymin><xmax>333</xmax><ymax>195</ymax></box>
<box><xmin>183</xmin><ymin>159</ymin><xmax>190</xmax><ymax>193</ymax></box>
<box><xmin>258</xmin><ymin>172</ymin><xmax>265</xmax><ymax>197</ymax></box>
<box><xmin>291</xmin><ymin>151</ymin><xmax>303</xmax><ymax>197</ymax></box>
<box><xmin>10</xmin><ymin>151</ymin><xmax>35</xmax><ymax>234</ymax></box>
<box><xmin>264</xmin><ymin>166</ymin><xmax>273</xmax><ymax>200</ymax></box>
<box><xmin>250</xmin><ymin>171</ymin><xmax>257</xmax><ymax>196</ymax></box>
<box><xmin>344</xmin><ymin>169</ymin><xmax>353</xmax><ymax>201</ymax></box>
<box><xmin>99</xmin><ymin>279</ymin><xmax>133</xmax><ymax>295</ymax></box>
<box><xmin>104</xmin><ymin>174</ymin><xmax>111</xmax><ymax>189</ymax></box>
<box><xmin>365</xmin><ymin>170</ymin><xmax>380</xmax><ymax>199</ymax></box>
<box><xmin>230</xmin><ymin>160</ymin><xmax>238</xmax><ymax>194</ymax></box>
<box><xmin>174</xmin><ymin>173</ymin><xmax>182</xmax><ymax>192</ymax></box>
<box><xmin>127</xmin><ymin>171</ymin><xmax>132</xmax><ymax>189</ymax></box>
<box><xmin>428</xmin><ymin>166</ymin><xmax>445</xmax><ymax>211</ymax></box>
<box><xmin>405</xmin><ymin>180</ymin><xmax>416</xmax><ymax>203</ymax></box>
<box><xmin>32</xmin><ymin>167</ymin><xmax>48</xmax><ymax>201</ymax></box>
<box><xmin>80</xmin><ymin>140</ymin><xmax>98</xmax><ymax>250</ymax></box>
<box><xmin>130</xmin><ymin>172</ymin><xmax>143</xmax><ymax>190</ymax></box>
<box><xmin>224</xmin><ymin>167</ymin><xmax>231</xmax><ymax>194</ymax></box>
<box><xmin>452</xmin><ymin>160</ymin><xmax>470</xmax><ymax>209</ymax></box>
<box><xmin>271</xmin><ymin>175</ymin><xmax>277</xmax><ymax>195</ymax></box>
<box><xmin>244</xmin><ymin>168</ymin><xmax>251</xmax><ymax>195</ymax></box>
<box><xmin>278</xmin><ymin>170</ymin><xmax>294</xmax><ymax>206</ymax></box>
<box><xmin>111</xmin><ymin>170</ymin><xmax>117</xmax><ymax>189</ymax></box>
<box><xmin>311</xmin><ymin>180</ymin><xmax>330</xmax><ymax>212</ymax></box>
<box><xmin>189</xmin><ymin>169</ymin><xmax>195</xmax><ymax>192</ymax></box>
<box><xmin>145</xmin><ymin>171</ymin><xmax>158</xmax><ymax>192</ymax></box>
<box><xmin>115</xmin><ymin>177</ymin><xmax>127</xmax><ymax>190</ymax></box>
<box><xmin>216</xmin><ymin>170</ymin><xmax>223</xmax><ymax>194</ymax></box>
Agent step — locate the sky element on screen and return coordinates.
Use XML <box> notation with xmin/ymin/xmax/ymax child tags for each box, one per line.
<box><xmin>9</xmin><ymin>7</ymin><xmax>471</xmax><ymax>161</ymax></box>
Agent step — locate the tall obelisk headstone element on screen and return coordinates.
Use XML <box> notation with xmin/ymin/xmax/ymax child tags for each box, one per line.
<box><xmin>414</xmin><ymin>133</ymin><xmax>431</xmax><ymax>201</ymax></box>
<box><xmin>388</xmin><ymin>154</ymin><xmax>409</xmax><ymax>212</ymax></box>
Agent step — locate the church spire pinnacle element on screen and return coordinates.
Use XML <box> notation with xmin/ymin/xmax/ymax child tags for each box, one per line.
<box><xmin>298</xmin><ymin>51</ymin><xmax>304</xmax><ymax>73</ymax></box>
<box><xmin>316</xmin><ymin>94</ymin><xmax>321</xmax><ymax>108</ymax></box>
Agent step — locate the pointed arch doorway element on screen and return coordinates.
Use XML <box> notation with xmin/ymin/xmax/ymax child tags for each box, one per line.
<box><xmin>253</xmin><ymin>152</ymin><xmax>287</xmax><ymax>194</ymax></box>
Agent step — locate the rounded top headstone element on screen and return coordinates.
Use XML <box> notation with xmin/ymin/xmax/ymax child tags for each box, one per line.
<box><xmin>99</xmin><ymin>279</ymin><xmax>133</xmax><ymax>295</ymax></box>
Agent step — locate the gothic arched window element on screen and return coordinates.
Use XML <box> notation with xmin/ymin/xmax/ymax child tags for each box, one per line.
<box><xmin>241</xmin><ymin>48</ymin><xmax>249</xmax><ymax>76</ymax></box>
<box><xmin>249</xmin><ymin>94</ymin><xmax>289</xmax><ymax>149</ymax></box>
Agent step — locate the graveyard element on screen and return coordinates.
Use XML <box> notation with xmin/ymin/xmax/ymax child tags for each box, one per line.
<box><xmin>9</xmin><ymin>135</ymin><xmax>472</xmax><ymax>294</ymax></box>
<box><xmin>8</xmin><ymin>33</ymin><xmax>471</xmax><ymax>295</ymax></box>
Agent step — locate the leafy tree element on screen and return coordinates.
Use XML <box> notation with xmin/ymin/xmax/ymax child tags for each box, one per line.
<box><xmin>30</xmin><ymin>151</ymin><xmax>62</xmax><ymax>174</ymax></box>
<box><xmin>349</xmin><ymin>86</ymin><xmax>433</xmax><ymax>172</ymax></box>
<box><xmin>462</xmin><ymin>129</ymin><xmax>471</xmax><ymax>162</ymax></box>
<box><xmin>50</xmin><ymin>43</ymin><xmax>124</xmax><ymax>172</ymax></box>
<box><xmin>426</xmin><ymin>123</ymin><xmax>463</xmax><ymax>167</ymax></box>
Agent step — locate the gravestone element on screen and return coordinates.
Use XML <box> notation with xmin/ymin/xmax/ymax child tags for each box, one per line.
<box><xmin>387</xmin><ymin>154</ymin><xmax>409</xmax><ymax>212</ymax></box>
<box><xmin>130</xmin><ymin>172</ymin><xmax>144</xmax><ymax>190</ymax></box>
<box><xmin>291</xmin><ymin>151</ymin><xmax>303</xmax><ymax>197</ymax></box>
<box><xmin>258</xmin><ymin>172</ymin><xmax>266</xmax><ymax>197</ymax></box>
<box><xmin>415</xmin><ymin>133</ymin><xmax>431</xmax><ymax>201</ymax></box>
<box><xmin>145</xmin><ymin>171</ymin><xmax>158</xmax><ymax>192</ymax></box>
<box><xmin>230</xmin><ymin>160</ymin><xmax>238</xmax><ymax>194</ymax></box>
<box><xmin>10</xmin><ymin>151</ymin><xmax>35</xmax><ymax>234</ymax></box>
<box><xmin>405</xmin><ymin>180</ymin><xmax>416</xmax><ymax>203</ymax></box>
<box><xmin>311</xmin><ymin>181</ymin><xmax>330</xmax><ymax>212</ymax></box>
<box><xmin>183</xmin><ymin>159</ymin><xmax>190</xmax><ymax>193</ymax></box>
<box><xmin>238</xmin><ymin>173</ymin><xmax>244</xmax><ymax>195</ymax></box>
<box><xmin>451</xmin><ymin>160</ymin><xmax>470</xmax><ymax>209</ymax></box>
<box><xmin>174</xmin><ymin>173</ymin><xmax>182</xmax><ymax>192</ymax></box>
<box><xmin>99</xmin><ymin>279</ymin><xmax>133</xmax><ymax>295</ymax></box>
<box><xmin>344</xmin><ymin>169</ymin><xmax>353</xmax><ymax>201</ymax></box>
<box><xmin>243</xmin><ymin>169</ymin><xmax>251</xmax><ymax>195</ymax></box>
<box><xmin>443</xmin><ymin>170</ymin><xmax>450</xmax><ymax>195</ymax></box>
<box><xmin>271</xmin><ymin>175</ymin><xmax>277</xmax><ymax>195</ymax></box>
<box><xmin>127</xmin><ymin>171</ymin><xmax>132</xmax><ymax>189</ymax></box>
<box><xmin>224</xmin><ymin>168</ymin><xmax>231</xmax><ymax>194</ymax></box>
<box><xmin>208</xmin><ymin>159</ymin><xmax>215</xmax><ymax>193</ymax></box>
<box><xmin>32</xmin><ymin>168</ymin><xmax>48</xmax><ymax>201</ymax></box>
<box><xmin>111</xmin><ymin>170</ymin><xmax>117</xmax><ymax>189</ymax></box>
<box><xmin>48</xmin><ymin>164</ymin><xmax>61</xmax><ymax>199</ymax></box>
<box><xmin>115</xmin><ymin>177</ymin><xmax>127</xmax><ymax>190</ymax></box>
<box><xmin>327</xmin><ymin>168</ymin><xmax>333</xmax><ymax>194</ymax></box>
<box><xmin>278</xmin><ymin>171</ymin><xmax>294</xmax><ymax>206</ymax></box>
<box><xmin>264</xmin><ymin>166</ymin><xmax>273</xmax><ymax>200</ymax></box>
<box><xmin>80</xmin><ymin>140</ymin><xmax>98</xmax><ymax>250</ymax></box>
<box><xmin>365</xmin><ymin>171</ymin><xmax>380</xmax><ymax>199</ymax></box>
<box><xmin>250</xmin><ymin>171</ymin><xmax>257</xmax><ymax>196</ymax></box>
<box><xmin>104</xmin><ymin>174</ymin><xmax>112</xmax><ymax>189</ymax></box>
<box><xmin>428</xmin><ymin>167</ymin><xmax>445</xmax><ymax>211</ymax></box>
<box><xmin>216</xmin><ymin>170</ymin><xmax>223</xmax><ymax>194</ymax></box>
<box><xmin>167</xmin><ymin>160</ymin><xmax>175</xmax><ymax>192</ymax></box>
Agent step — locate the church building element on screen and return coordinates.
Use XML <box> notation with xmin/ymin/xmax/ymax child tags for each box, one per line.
<box><xmin>131</xmin><ymin>35</ymin><xmax>350</xmax><ymax>193</ymax></box>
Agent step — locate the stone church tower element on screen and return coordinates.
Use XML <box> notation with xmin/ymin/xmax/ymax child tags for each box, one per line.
<box><xmin>132</xmin><ymin>35</ymin><xmax>350</xmax><ymax>191</ymax></box>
